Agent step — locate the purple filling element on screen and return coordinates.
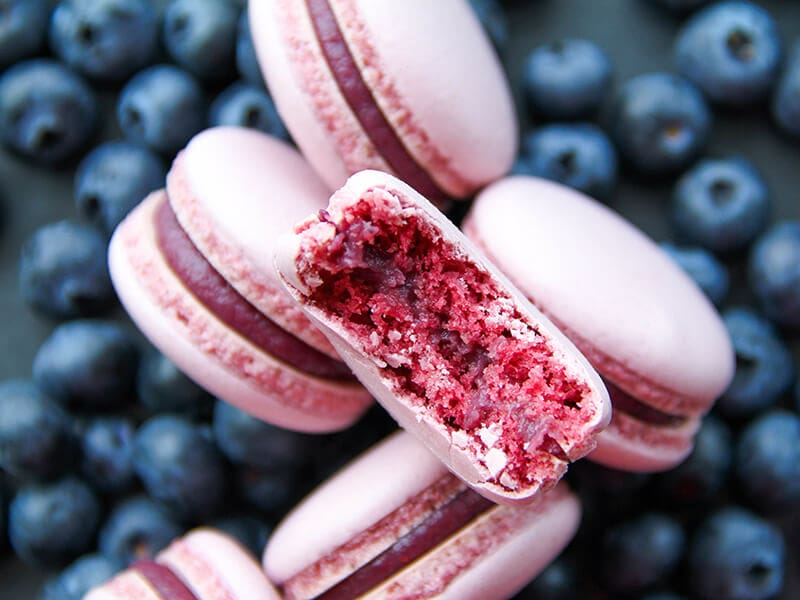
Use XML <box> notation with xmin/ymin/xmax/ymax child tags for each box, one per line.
<box><xmin>132</xmin><ymin>560</ymin><xmax>198</xmax><ymax>600</ymax></box>
<box><xmin>155</xmin><ymin>200</ymin><xmax>354</xmax><ymax>381</ymax></box>
<box><xmin>306</xmin><ymin>0</ymin><xmax>448</xmax><ymax>201</ymax></box>
<box><xmin>605</xmin><ymin>380</ymin><xmax>688</xmax><ymax>427</ymax></box>
<box><xmin>315</xmin><ymin>488</ymin><xmax>494</xmax><ymax>600</ymax></box>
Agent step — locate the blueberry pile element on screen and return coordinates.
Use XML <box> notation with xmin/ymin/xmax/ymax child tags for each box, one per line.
<box><xmin>0</xmin><ymin>0</ymin><xmax>797</xmax><ymax>599</ymax></box>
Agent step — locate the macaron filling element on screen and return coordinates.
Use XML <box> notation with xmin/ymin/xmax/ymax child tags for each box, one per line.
<box><xmin>605</xmin><ymin>380</ymin><xmax>689</xmax><ymax>428</ymax></box>
<box><xmin>154</xmin><ymin>199</ymin><xmax>354</xmax><ymax>381</ymax></box>
<box><xmin>306</xmin><ymin>0</ymin><xmax>448</xmax><ymax>202</ymax></box>
<box><xmin>132</xmin><ymin>560</ymin><xmax>199</xmax><ymax>600</ymax></box>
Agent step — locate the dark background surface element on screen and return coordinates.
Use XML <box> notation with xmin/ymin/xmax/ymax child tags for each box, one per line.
<box><xmin>0</xmin><ymin>0</ymin><xmax>798</xmax><ymax>597</ymax></box>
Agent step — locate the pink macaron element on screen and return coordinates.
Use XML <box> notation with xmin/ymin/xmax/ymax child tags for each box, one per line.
<box><xmin>248</xmin><ymin>0</ymin><xmax>517</xmax><ymax>202</ymax></box>
<box><xmin>264</xmin><ymin>431</ymin><xmax>581</xmax><ymax>600</ymax></box>
<box><xmin>462</xmin><ymin>176</ymin><xmax>735</xmax><ymax>472</ymax></box>
<box><xmin>109</xmin><ymin>127</ymin><xmax>372</xmax><ymax>433</ymax></box>
<box><xmin>274</xmin><ymin>169</ymin><xmax>610</xmax><ymax>504</ymax></box>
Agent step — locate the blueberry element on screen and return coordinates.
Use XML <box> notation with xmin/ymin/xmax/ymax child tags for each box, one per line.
<box><xmin>0</xmin><ymin>380</ymin><xmax>75</xmax><ymax>480</ymax></box>
<box><xmin>0</xmin><ymin>59</ymin><xmax>96</xmax><ymax>164</ymax></box>
<box><xmin>672</xmin><ymin>157</ymin><xmax>770</xmax><ymax>253</ymax></box>
<box><xmin>647</xmin><ymin>0</ymin><xmax>712</xmax><ymax>13</ymax></box>
<box><xmin>210</xmin><ymin>515</ymin><xmax>271</xmax><ymax>558</ymax></box>
<box><xmin>136</xmin><ymin>349</ymin><xmax>213</xmax><ymax>415</ymax></box>
<box><xmin>675</xmin><ymin>1</ymin><xmax>783</xmax><ymax>107</ymax></box>
<box><xmin>209</xmin><ymin>82</ymin><xmax>288</xmax><ymax>139</ymax></box>
<box><xmin>601</xmin><ymin>513</ymin><xmax>685</xmax><ymax>593</ymax></box>
<box><xmin>236</xmin><ymin>8</ymin><xmax>265</xmax><ymax>87</ymax></box>
<box><xmin>41</xmin><ymin>553</ymin><xmax>123</xmax><ymax>600</ymax></box>
<box><xmin>519</xmin><ymin>123</ymin><xmax>617</xmax><ymax>200</ymax></box>
<box><xmin>640</xmin><ymin>593</ymin><xmax>688</xmax><ymax>600</ymax></box>
<box><xmin>75</xmin><ymin>141</ymin><xmax>166</xmax><ymax>235</ymax></box>
<box><xmin>772</xmin><ymin>42</ymin><xmax>800</xmax><ymax>138</ymax></box>
<box><xmin>19</xmin><ymin>220</ymin><xmax>114</xmax><ymax>319</ymax></box>
<box><xmin>162</xmin><ymin>0</ymin><xmax>239</xmax><ymax>82</ymax></box>
<box><xmin>236</xmin><ymin>464</ymin><xmax>305</xmax><ymax>515</ymax></box>
<box><xmin>689</xmin><ymin>507</ymin><xmax>784</xmax><ymax>600</ymax></box>
<box><xmin>736</xmin><ymin>410</ymin><xmax>800</xmax><ymax>514</ymax></box>
<box><xmin>33</xmin><ymin>320</ymin><xmax>139</xmax><ymax>411</ymax></box>
<box><xmin>49</xmin><ymin>0</ymin><xmax>159</xmax><ymax>82</ymax></box>
<box><xmin>523</xmin><ymin>39</ymin><xmax>612</xmax><ymax>120</ymax></box>
<box><xmin>468</xmin><ymin>0</ymin><xmax>508</xmax><ymax>55</ymax></box>
<box><xmin>609</xmin><ymin>72</ymin><xmax>711</xmax><ymax>175</ymax></box>
<box><xmin>9</xmin><ymin>477</ymin><xmax>101</xmax><ymax>567</ymax></box>
<box><xmin>80</xmin><ymin>417</ymin><xmax>137</xmax><ymax>496</ymax></box>
<box><xmin>133</xmin><ymin>415</ymin><xmax>228</xmax><ymax>522</ymax></box>
<box><xmin>0</xmin><ymin>0</ymin><xmax>51</xmax><ymax>70</ymax></box>
<box><xmin>718</xmin><ymin>307</ymin><xmax>794</xmax><ymax>418</ymax></box>
<box><xmin>521</xmin><ymin>555</ymin><xmax>580</xmax><ymax>600</ymax></box>
<box><xmin>660</xmin><ymin>243</ymin><xmax>730</xmax><ymax>305</ymax></box>
<box><xmin>98</xmin><ymin>495</ymin><xmax>183</xmax><ymax>565</ymax></box>
<box><xmin>748</xmin><ymin>221</ymin><xmax>800</xmax><ymax>329</ymax></box>
<box><xmin>117</xmin><ymin>64</ymin><xmax>206</xmax><ymax>157</ymax></box>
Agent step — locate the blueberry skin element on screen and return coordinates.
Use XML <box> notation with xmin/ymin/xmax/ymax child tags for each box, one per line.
<box><xmin>748</xmin><ymin>221</ymin><xmax>800</xmax><ymax>329</ymax></box>
<box><xmin>33</xmin><ymin>320</ymin><xmax>139</xmax><ymax>411</ymax></box>
<box><xmin>133</xmin><ymin>415</ymin><xmax>228</xmax><ymax>522</ymax></box>
<box><xmin>162</xmin><ymin>0</ymin><xmax>239</xmax><ymax>82</ymax></box>
<box><xmin>209</xmin><ymin>82</ymin><xmax>289</xmax><ymax>139</ymax></box>
<box><xmin>468</xmin><ymin>0</ymin><xmax>508</xmax><ymax>55</ymax></box>
<box><xmin>75</xmin><ymin>141</ymin><xmax>166</xmax><ymax>235</ymax></box>
<box><xmin>40</xmin><ymin>552</ymin><xmax>123</xmax><ymax>600</ymax></box>
<box><xmin>211</xmin><ymin>515</ymin><xmax>271</xmax><ymax>559</ymax></box>
<box><xmin>660</xmin><ymin>242</ymin><xmax>730</xmax><ymax>305</ymax></box>
<box><xmin>98</xmin><ymin>495</ymin><xmax>183</xmax><ymax>565</ymax></box>
<box><xmin>609</xmin><ymin>72</ymin><xmax>711</xmax><ymax>175</ymax></box>
<box><xmin>0</xmin><ymin>0</ymin><xmax>51</xmax><ymax>70</ymax></box>
<box><xmin>49</xmin><ymin>0</ymin><xmax>159</xmax><ymax>82</ymax></box>
<box><xmin>235</xmin><ymin>463</ymin><xmax>304</xmax><ymax>515</ymax></box>
<box><xmin>117</xmin><ymin>64</ymin><xmax>206</xmax><ymax>157</ymax></box>
<box><xmin>0</xmin><ymin>59</ymin><xmax>96</xmax><ymax>165</ymax></box>
<box><xmin>136</xmin><ymin>349</ymin><xmax>213</xmax><ymax>415</ymax></box>
<box><xmin>521</xmin><ymin>556</ymin><xmax>580</xmax><ymax>600</ymax></box>
<box><xmin>0</xmin><ymin>380</ymin><xmax>76</xmax><ymax>480</ymax></box>
<box><xmin>772</xmin><ymin>42</ymin><xmax>800</xmax><ymax>138</ymax></box>
<box><xmin>736</xmin><ymin>410</ymin><xmax>800</xmax><ymax>514</ymax></box>
<box><xmin>9</xmin><ymin>477</ymin><xmax>101</xmax><ymax>567</ymax></box>
<box><xmin>689</xmin><ymin>507</ymin><xmax>784</xmax><ymax>600</ymax></box>
<box><xmin>80</xmin><ymin>417</ymin><xmax>137</xmax><ymax>496</ymax></box>
<box><xmin>675</xmin><ymin>1</ymin><xmax>783</xmax><ymax>107</ymax></box>
<box><xmin>523</xmin><ymin>39</ymin><xmax>612</xmax><ymax>120</ymax></box>
<box><xmin>236</xmin><ymin>8</ymin><xmax>265</xmax><ymax>87</ymax></box>
<box><xmin>520</xmin><ymin>123</ymin><xmax>618</xmax><ymax>200</ymax></box>
<box><xmin>717</xmin><ymin>307</ymin><xmax>794</xmax><ymax>418</ymax></box>
<box><xmin>647</xmin><ymin>0</ymin><xmax>711</xmax><ymax>13</ymax></box>
<box><xmin>672</xmin><ymin>157</ymin><xmax>770</xmax><ymax>253</ymax></box>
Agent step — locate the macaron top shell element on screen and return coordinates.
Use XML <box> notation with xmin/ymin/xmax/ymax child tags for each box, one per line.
<box><xmin>463</xmin><ymin>176</ymin><xmax>734</xmax><ymax>415</ymax></box>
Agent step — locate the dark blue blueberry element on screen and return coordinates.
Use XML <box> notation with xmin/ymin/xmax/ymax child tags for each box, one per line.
<box><xmin>98</xmin><ymin>495</ymin><xmax>183</xmax><ymax>565</ymax></box>
<box><xmin>210</xmin><ymin>515</ymin><xmax>271</xmax><ymax>559</ymax></box>
<box><xmin>772</xmin><ymin>42</ymin><xmax>800</xmax><ymax>138</ymax></box>
<box><xmin>647</xmin><ymin>0</ymin><xmax>711</xmax><ymax>13</ymax></box>
<box><xmin>209</xmin><ymin>82</ymin><xmax>288</xmax><ymax>139</ymax></box>
<box><xmin>468</xmin><ymin>0</ymin><xmax>508</xmax><ymax>55</ymax></box>
<box><xmin>236</xmin><ymin>464</ymin><xmax>304</xmax><ymax>515</ymax></box>
<box><xmin>609</xmin><ymin>72</ymin><xmax>711</xmax><ymax>175</ymax></box>
<box><xmin>19</xmin><ymin>220</ymin><xmax>114</xmax><ymax>319</ymax></box>
<box><xmin>736</xmin><ymin>410</ymin><xmax>800</xmax><ymax>514</ymax></box>
<box><xmin>0</xmin><ymin>59</ymin><xmax>96</xmax><ymax>164</ymax></box>
<box><xmin>718</xmin><ymin>307</ymin><xmax>794</xmax><ymax>418</ymax></box>
<box><xmin>748</xmin><ymin>221</ymin><xmax>800</xmax><ymax>329</ymax></box>
<box><xmin>0</xmin><ymin>380</ymin><xmax>75</xmax><ymax>480</ymax></box>
<box><xmin>133</xmin><ymin>415</ymin><xmax>228</xmax><ymax>522</ymax></box>
<box><xmin>689</xmin><ymin>507</ymin><xmax>784</xmax><ymax>600</ymax></box>
<box><xmin>672</xmin><ymin>157</ymin><xmax>770</xmax><ymax>253</ymax></box>
<box><xmin>675</xmin><ymin>1</ymin><xmax>783</xmax><ymax>107</ymax></box>
<box><xmin>49</xmin><ymin>0</ymin><xmax>159</xmax><ymax>82</ymax></box>
<box><xmin>523</xmin><ymin>39</ymin><xmax>611</xmax><ymax>120</ymax></box>
<box><xmin>660</xmin><ymin>242</ymin><xmax>730</xmax><ymax>305</ymax></box>
<box><xmin>236</xmin><ymin>8</ymin><xmax>265</xmax><ymax>87</ymax></box>
<box><xmin>33</xmin><ymin>320</ymin><xmax>139</xmax><ymax>411</ymax></box>
<box><xmin>75</xmin><ymin>141</ymin><xmax>166</xmax><ymax>235</ymax></box>
<box><xmin>41</xmin><ymin>552</ymin><xmax>123</xmax><ymax>600</ymax></box>
<box><xmin>519</xmin><ymin>123</ymin><xmax>617</xmax><ymax>200</ymax></box>
<box><xmin>80</xmin><ymin>417</ymin><xmax>137</xmax><ymax>496</ymax></box>
<box><xmin>136</xmin><ymin>349</ymin><xmax>213</xmax><ymax>415</ymax></box>
<box><xmin>162</xmin><ymin>0</ymin><xmax>239</xmax><ymax>82</ymax></box>
<box><xmin>0</xmin><ymin>0</ymin><xmax>51</xmax><ymax>70</ymax></box>
<box><xmin>9</xmin><ymin>477</ymin><xmax>101</xmax><ymax>567</ymax></box>
<box><xmin>521</xmin><ymin>555</ymin><xmax>579</xmax><ymax>600</ymax></box>
<box><xmin>601</xmin><ymin>513</ymin><xmax>685</xmax><ymax>593</ymax></box>
<box><xmin>639</xmin><ymin>593</ymin><xmax>688</xmax><ymax>600</ymax></box>
<box><xmin>117</xmin><ymin>64</ymin><xmax>206</xmax><ymax>157</ymax></box>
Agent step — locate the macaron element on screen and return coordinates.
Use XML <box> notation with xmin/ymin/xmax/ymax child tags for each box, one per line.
<box><xmin>109</xmin><ymin>127</ymin><xmax>372</xmax><ymax>433</ymax></box>
<box><xmin>85</xmin><ymin>528</ymin><xmax>281</xmax><ymax>600</ymax></box>
<box><xmin>248</xmin><ymin>0</ymin><xmax>517</xmax><ymax>202</ymax></box>
<box><xmin>264</xmin><ymin>431</ymin><xmax>581</xmax><ymax>600</ymax></box>
<box><xmin>462</xmin><ymin>176</ymin><xmax>735</xmax><ymax>472</ymax></box>
<box><xmin>274</xmin><ymin>169</ymin><xmax>610</xmax><ymax>504</ymax></box>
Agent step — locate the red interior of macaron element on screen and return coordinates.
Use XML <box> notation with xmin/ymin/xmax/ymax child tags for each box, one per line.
<box><xmin>132</xmin><ymin>560</ymin><xmax>199</xmax><ymax>600</ymax></box>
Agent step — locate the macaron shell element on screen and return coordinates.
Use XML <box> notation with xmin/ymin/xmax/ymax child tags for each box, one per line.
<box><xmin>109</xmin><ymin>190</ymin><xmax>372</xmax><ymax>433</ymax></box>
<box><xmin>463</xmin><ymin>176</ymin><xmax>734</xmax><ymax>416</ymax></box>
<box><xmin>84</xmin><ymin>570</ymin><xmax>163</xmax><ymax>600</ymax></box>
